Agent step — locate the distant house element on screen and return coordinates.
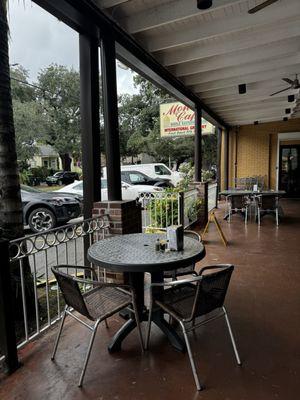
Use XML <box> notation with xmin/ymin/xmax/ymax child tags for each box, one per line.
<box><xmin>28</xmin><ymin>144</ymin><xmax>62</xmax><ymax>170</ymax></box>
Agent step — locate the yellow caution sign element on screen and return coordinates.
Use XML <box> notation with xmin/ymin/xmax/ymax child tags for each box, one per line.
<box><xmin>202</xmin><ymin>211</ymin><xmax>227</xmax><ymax>246</ymax></box>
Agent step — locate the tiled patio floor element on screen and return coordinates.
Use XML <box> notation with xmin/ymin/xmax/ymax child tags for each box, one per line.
<box><xmin>0</xmin><ymin>199</ymin><xmax>299</xmax><ymax>400</ymax></box>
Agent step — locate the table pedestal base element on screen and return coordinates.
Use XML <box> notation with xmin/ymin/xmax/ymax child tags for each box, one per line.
<box><xmin>107</xmin><ymin>312</ymin><xmax>185</xmax><ymax>353</ymax></box>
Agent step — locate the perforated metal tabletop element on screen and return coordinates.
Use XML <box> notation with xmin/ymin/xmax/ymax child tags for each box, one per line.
<box><xmin>87</xmin><ymin>233</ymin><xmax>205</xmax><ymax>273</ymax></box>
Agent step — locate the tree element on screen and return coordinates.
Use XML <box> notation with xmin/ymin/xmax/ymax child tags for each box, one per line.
<box><xmin>37</xmin><ymin>64</ymin><xmax>80</xmax><ymax>171</ymax></box>
<box><xmin>13</xmin><ymin>100</ymin><xmax>48</xmax><ymax>165</ymax></box>
<box><xmin>0</xmin><ymin>0</ymin><xmax>34</xmax><ymax>327</ymax></box>
<box><xmin>10</xmin><ymin>65</ymin><xmax>35</xmax><ymax>103</ymax></box>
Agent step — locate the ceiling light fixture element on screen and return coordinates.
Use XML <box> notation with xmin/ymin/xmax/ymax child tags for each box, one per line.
<box><xmin>238</xmin><ymin>84</ymin><xmax>247</xmax><ymax>94</ymax></box>
<box><xmin>197</xmin><ymin>0</ymin><xmax>213</xmax><ymax>10</ymax></box>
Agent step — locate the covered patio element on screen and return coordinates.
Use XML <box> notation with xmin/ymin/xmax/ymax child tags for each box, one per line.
<box><xmin>0</xmin><ymin>199</ymin><xmax>299</xmax><ymax>399</ymax></box>
<box><xmin>1</xmin><ymin>0</ymin><xmax>300</xmax><ymax>399</ymax></box>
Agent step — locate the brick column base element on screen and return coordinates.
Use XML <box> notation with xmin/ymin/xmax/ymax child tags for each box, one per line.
<box><xmin>194</xmin><ymin>181</ymin><xmax>208</xmax><ymax>228</ymax></box>
<box><xmin>92</xmin><ymin>200</ymin><xmax>142</xmax><ymax>282</ymax></box>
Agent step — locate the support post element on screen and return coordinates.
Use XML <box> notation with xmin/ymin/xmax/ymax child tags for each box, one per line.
<box><xmin>216</xmin><ymin>127</ymin><xmax>222</xmax><ymax>201</ymax></box>
<box><xmin>100</xmin><ymin>34</ymin><xmax>122</xmax><ymax>201</ymax></box>
<box><xmin>194</xmin><ymin>106</ymin><xmax>202</xmax><ymax>182</ymax></box>
<box><xmin>224</xmin><ymin>128</ymin><xmax>229</xmax><ymax>190</ymax></box>
<box><xmin>0</xmin><ymin>238</ymin><xmax>19</xmax><ymax>373</ymax></box>
<box><xmin>79</xmin><ymin>34</ymin><xmax>101</xmax><ymax>219</ymax></box>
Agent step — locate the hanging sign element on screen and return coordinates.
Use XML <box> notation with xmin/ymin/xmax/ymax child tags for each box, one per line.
<box><xmin>159</xmin><ymin>102</ymin><xmax>215</xmax><ymax>138</ymax></box>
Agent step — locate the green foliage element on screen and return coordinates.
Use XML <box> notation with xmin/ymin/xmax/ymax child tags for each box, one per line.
<box><xmin>13</xmin><ymin>100</ymin><xmax>48</xmax><ymax>163</ymax></box>
<box><xmin>30</xmin><ymin>166</ymin><xmax>52</xmax><ymax>180</ymax></box>
<box><xmin>148</xmin><ymin>192</ymin><xmax>179</xmax><ymax>228</ymax></box>
<box><xmin>10</xmin><ymin>65</ymin><xmax>35</xmax><ymax>102</ymax></box>
<box><xmin>36</xmin><ymin>64</ymin><xmax>81</xmax><ymax>164</ymax></box>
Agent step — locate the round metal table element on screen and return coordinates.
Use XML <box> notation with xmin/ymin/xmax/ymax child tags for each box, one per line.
<box><xmin>87</xmin><ymin>233</ymin><xmax>206</xmax><ymax>352</ymax></box>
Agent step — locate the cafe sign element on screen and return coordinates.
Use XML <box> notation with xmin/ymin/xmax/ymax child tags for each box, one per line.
<box><xmin>159</xmin><ymin>102</ymin><xmax>215</xmax><ymax>137</ymax></box>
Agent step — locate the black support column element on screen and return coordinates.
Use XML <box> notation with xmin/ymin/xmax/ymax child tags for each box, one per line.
<box><xmin>216</xmin><ymin>127</ymin><xmax>222</xmax><ymax>197</ymax></box>
<box><xmin>224</xmin><ymin>128</ymin><xmax>229</xmax><ymax>190</ymax></box>
<box><xmin>79</xmin><ymin>34</ymin><xmax>101</xmax><ymax>219</ymax></box>
<box><xmin>194</xmin><ymin>106</ymin><xmax>202</xmax><ymax>182</ymax></box>
<box><xmin>100</xmin><ymin>34</ymin><xmax>122</xmax><ymax>201</ymax></box>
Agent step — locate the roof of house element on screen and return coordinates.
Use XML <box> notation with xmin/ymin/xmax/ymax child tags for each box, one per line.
<box><xmin>38</xmin><ymin>144</ymin><xmax>59</xmax><ymax>157</ymax></box>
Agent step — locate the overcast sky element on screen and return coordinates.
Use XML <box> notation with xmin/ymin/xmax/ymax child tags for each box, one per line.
<box><xmin>8</xmin><ymin>0</ymin><xmax>138</xmax><ymax>94</ymax></box>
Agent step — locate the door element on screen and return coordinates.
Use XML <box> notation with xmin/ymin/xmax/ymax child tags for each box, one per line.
<box><xmin>279</xmin><ymin>145</ymin><xmax>300</xmax><ymax>197</ymax></box>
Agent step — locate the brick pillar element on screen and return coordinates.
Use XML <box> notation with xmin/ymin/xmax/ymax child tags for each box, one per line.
<box><xmin>194</xmin><ymin>181</ymin><xmax>208</xmax><ymax>228</ymax></box>
<box><xmin>93</xmin><ymin>200</ymin><xmax>142</xmax><ymax>235</ymax></box>
<box><xmin>92</xmin><ymin>200</ymin><xmax>142</xmax><ymax>282</ymax></box>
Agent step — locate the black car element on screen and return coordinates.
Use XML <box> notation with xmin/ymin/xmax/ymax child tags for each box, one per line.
<box><xmin>21</xmin><ymin>185</ymin><xmax>82</xmax><ymax>233</ymax></box>
<box><xmin>46</xmin><ymin>171</ymin><xmax>79</xmax><ymax>186</ymax></box>
<box><xmin>121</xmin><ymin>171</ymin><xmax>173</xmax><ymax>188</ymax></box>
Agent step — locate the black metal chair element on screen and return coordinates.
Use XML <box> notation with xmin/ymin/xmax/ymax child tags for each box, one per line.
<box><xmin>228</xmin><ymin>194</ymin><xmax>249</xmax><ymax>223</ymax></box>
<box><xmin>51</xmin><ymin>265</ymin><xmax>144</xmax><ymax>387</ymax></box>
<box><xmin>255</xmin><ymin>194</ymin><xmax>279</xmax><ymax>226</ymax></box>
<box><xmin>163</xmin><ymin>230</ymin><xmax>202</xmax><ymax>280</ymax></box>
<box><xmin>145</xmin><ymin>264</ymin><xmax>241</xmax><ymax>391</ymax></box>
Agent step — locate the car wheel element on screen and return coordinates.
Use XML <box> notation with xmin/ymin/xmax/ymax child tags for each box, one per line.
<box><xmin>58</xmin><ymin>179</ymin><xmax>63</xmax><ymax>186</ymax></box>
<box><xmin>28</xmin><ymin>208</ymin><xmax>56</xmax><ymax>233</ymax></box>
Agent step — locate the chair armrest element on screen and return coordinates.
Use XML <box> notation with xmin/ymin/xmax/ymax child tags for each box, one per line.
<box><xmin>147</xmin><ymin>275</ymin><xmax>202</xmax><ymax>289</ymax></box>
<box><xmin>199</xmin><ymin>264</ymin><xmax>234</xmax><ymax>275</ymax></box>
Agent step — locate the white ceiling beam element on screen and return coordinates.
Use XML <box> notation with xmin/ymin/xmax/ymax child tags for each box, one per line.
<box><xmin>191</xmin><ymin>64</ymin><xmax>300</xmax><ymax>93</ymax></box>
<box><xmin>229</xmin><ymin>116</ymin><xmax>286</xmax><ymax>125</ymax></box>
<box><xmin>214</xmin><ymin>100</ymin><xmax>293</xmax><ymax>113</ymax></box>
<box><xmin>168</xmin><ymin>38</ymin><xmax>300</xmax><ymax>77</ymax></box>
<box><xmin>221</xmin><ymin>106</ymin><xmax>292</xmax><ymax>118</ymax></box>
<box><xmin>156</xmin><ymin>18</ymin><xmax>300</xmax><ymax>66</ymax></box>
<box><xmin>200</xmin><ymin>85</ymin><xmax>299</xmax><ymax>101</ymax></box>
<box><xmin>120</xmin><ymin>0</ymin><xmax>244</xmax><ymax>34</ymax></box>
<box><xmin>95</xmin><ymin>0</ymin><xmax>129</xmax><ymax>9</ymax></box>
<box><xmin>143</xmin><ymin>0</ymin><xmax>300</xmax><ymax>52</ymax></box>
<box><xmin>183</xmin><ymin>54</ymin><xmax>300</xmax><ymax>86</ymax></box>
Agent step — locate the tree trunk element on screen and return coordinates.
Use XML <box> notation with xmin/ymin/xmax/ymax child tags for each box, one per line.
<box><xmin>0</xmin><ymin>0</ymin><xmax>35</xmax><ymax>320</ymax></box>
<box><xmin>60</xmin><ymin>153</ymin><xmax>72</xmax><ymax>171</ymax></box>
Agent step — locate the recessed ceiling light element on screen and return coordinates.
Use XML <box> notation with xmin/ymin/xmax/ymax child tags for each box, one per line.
<box><xmin>238</xmin><ymin>84</ymin><xmax>247</xmax><ymax>94</ymax></box>
<box><xmin>197</xmin><ymin>0</ymin><xmax>213</xmax><ymax>10</ymax></box>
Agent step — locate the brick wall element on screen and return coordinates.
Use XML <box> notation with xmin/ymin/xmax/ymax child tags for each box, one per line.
<box><xmin>224</xmin><ymin>118</ymin><xmax>300</xmax><ymax>189</ymax></box>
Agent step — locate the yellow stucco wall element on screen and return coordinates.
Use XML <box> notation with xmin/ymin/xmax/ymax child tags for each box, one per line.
<box><xmin>222</xmin><ymin>118</ymin><xmax>300</xmax><ymax>189</ymax></box>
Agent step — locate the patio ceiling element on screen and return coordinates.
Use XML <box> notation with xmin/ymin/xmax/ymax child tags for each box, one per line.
<box><xmin>96</xmin><ymin>0</ymin><xmax>300</xmax><ymax>126</ymax></box>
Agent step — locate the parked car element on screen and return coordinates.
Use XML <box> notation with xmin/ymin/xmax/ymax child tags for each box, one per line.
<box><xmin>21</xmin><ymin>185</ymin><xmax>82</xmax><ymax>233</ymax></box>
<box><xmin>56</xmin><ymin>179</ymin><xmax>164</xmax><ymax>200</ymax></box>
<box><xmin>46</xmin><ymin>171</ymin><xmax>79</xmax><ymax>186</ymax></box>
<box><xmin>121</xmin><ymin>170</ymin><xmax>173</xmax><ymax>188</ymax></box>
<box><xmin>102</xmin><ymin>164</ymin><xmax>182</xmax><ymax>186</ymax></box>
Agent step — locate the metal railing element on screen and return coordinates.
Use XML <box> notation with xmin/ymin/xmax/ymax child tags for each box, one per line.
<box><xmin>208</xmin><ymin>182</ymin><xmax>218</xmax><ymax>212</ymax></box>
<box><xmin>1</xmin><ymin>215</ymin><xmax>109</xmax><ymax>362</ymax></box>
<box><xmin>139</xmin><ymin>191</ymin><xmax>183</xmax><ymax>231</ymax></box>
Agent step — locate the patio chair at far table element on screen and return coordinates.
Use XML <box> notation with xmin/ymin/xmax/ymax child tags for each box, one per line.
<box><xmin>228</xmin><ymin>194</ymin><xmax>249</xmax><ymax>224</ymax></box>
<box><xmin>255</xmin><ymin>194</ymin><xmax>280</xmax><ymax>226</ymax></box>
<box><xmin>145</xmin><ymin>264</ymin><xmax>241</xmax><ymax>391</ymax></box>
<box><xmin>51</xmin><ymin>265</ymin><xmax>144</xmax><ymax>387</ymax></box>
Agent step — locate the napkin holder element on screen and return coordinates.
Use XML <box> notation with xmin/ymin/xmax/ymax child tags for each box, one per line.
<box><xmin>166</xmin><ymin>225</ymin><xmax>184</xmax><ymax>251</ymax></box>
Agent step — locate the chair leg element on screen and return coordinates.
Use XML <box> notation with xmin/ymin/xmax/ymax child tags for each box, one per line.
<box><xmin>180</xmin><ymin>322</ymin><xmax>203</xmax><ymax>391</ymax></box>
<box><xmin>222</xmin><ymin>307</ymin><xmax>241</xmax><ymax>366</ymax></box>
<box><xmin>258</xmin><ymin>208</ymin><xmax>261</xmax><ymax>225</ymax></box>
<box><xmin>276</xmin><ymin>208</ymin><xmax>279</xmax><ymax>226</ymax></box>
<box><xmin>132</xmin><ymin>297</ymin><xmax>145</xmax><ymax>352</ymax></box>
<box><xmin>51</xmin><ymin>307</ymin><xmax>67</xmax><ymax>360</ymax></box>
<box><xmin>78</xmin><ymin>319</ymin><xmax>100</xmax><ymax>387</ymax></box>
<box><xmin>145</xmin><ymin>298</ymin><xmax>153</xmax><ymax>350</ymax></box>
<box><xmin>245</xmin><ymin>207</ymin><xmax>248</xmax><ymax>224</ymax></box>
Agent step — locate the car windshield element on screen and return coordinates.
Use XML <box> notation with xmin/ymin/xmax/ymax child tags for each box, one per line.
<box><xmin>127</xmin><ymin>172</ymin><xmax>149</xmax><ymax>183</ymax></box>
<box><xmin>155</xmin><ymin>165</ymin><xmax>171</xmax><ymax>175</ymax></box>
<box><xmin>53</xmin><ymin>172</ymin><xmax>63</xmax><ymax>177</ymax></box>
<box><xmin>21</xmin><ymin>185</ymin><xmax>42</xmax><ymax>193</ymax></box>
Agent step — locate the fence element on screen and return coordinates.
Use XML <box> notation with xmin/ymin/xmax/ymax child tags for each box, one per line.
<box><xmin>139</xmin><ymin>188</ymin><xmax>206</xmax><ymax>231</ymax></box>
<box><xmin>0</xmin><ymin>215</ymin><xmax>109</xmax><ymax>367</ymax></box>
